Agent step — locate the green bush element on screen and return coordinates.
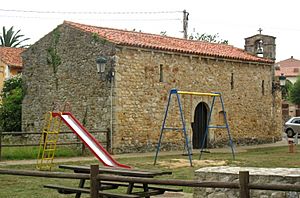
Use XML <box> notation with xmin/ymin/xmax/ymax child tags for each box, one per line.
<box><xmin>0</xmin><ymin>75</ymin><xmax>24</xmax><ymax>132</ymax></box>
<box><xmin>290</xmin><ymin>77</ymin><xmax>300</xmax><ymax>104</ymax></box>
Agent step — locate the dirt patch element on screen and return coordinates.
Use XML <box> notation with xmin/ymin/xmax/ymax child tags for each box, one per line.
<box><xmin>156</xmin><ymin>159</ymin><xmax>227</xmax><ymax>168</ymax></box>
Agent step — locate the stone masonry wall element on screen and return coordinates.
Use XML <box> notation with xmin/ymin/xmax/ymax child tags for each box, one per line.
<box><xmin>195</xmin><ymin>166</ymin><xmax>300</xmax><ymax>198</ymax></box>
<box><xmin>22</xmin><ymin>24</ymin><xmax>116</xmax><ymax>134</ymax></box>
<box><xmin>22</xmin><ymin>23</ymin><xmax>282</xmax><ymax>154</ymax></box>
<box><xmin>113</xmin><ymin>47</ymin><xmax>282</xmax><ymax>152</ymax></box>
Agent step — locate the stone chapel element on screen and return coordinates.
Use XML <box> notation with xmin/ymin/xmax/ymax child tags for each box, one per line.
<box><xmin>22</xmin><ymin>21</ymin><xmax>281</xmax><ymax>153</ymax></box>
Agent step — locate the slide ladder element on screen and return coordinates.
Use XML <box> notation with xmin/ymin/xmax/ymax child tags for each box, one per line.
<box><xmin>36</xmin><ymin>112</ymin><xmax>62</xmax><ymax>171</ymax></box>
<box><xmin>52</xmin><ymin>112</ymin><xmax>130</xmax><ymax>169</ymax></box>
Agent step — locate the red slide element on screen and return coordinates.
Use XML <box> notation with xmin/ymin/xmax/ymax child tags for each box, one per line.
<box><xmin>52</xmin><ymin>112</ymin><xmax>130</xmax><ymax>169</ymax></box>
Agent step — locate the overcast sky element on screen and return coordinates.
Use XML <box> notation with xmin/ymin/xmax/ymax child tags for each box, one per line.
<box><xmin>1</xmin><ymin>0</ymin><xmax>299</xmax><ymax>62</ymax></box>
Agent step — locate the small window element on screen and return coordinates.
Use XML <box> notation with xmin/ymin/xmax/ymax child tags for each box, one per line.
<box><xmin>5</xmin><ymin>65</ymin><xmax>10</xmax><ymax>79</ymax></box>
<box><xmin>230</xmin><ymin>73</ymin><xmax>234</xmax><ymax>90</ymax></box>
<box><xmin>159</xmin><ymin>64</ymin><xmax>163</xmax><ymax>82</ymax></box>
<box><xmin>262</xmin><ymin>80</ymin><xmax>265</xmax><ymax>95</ymax></box>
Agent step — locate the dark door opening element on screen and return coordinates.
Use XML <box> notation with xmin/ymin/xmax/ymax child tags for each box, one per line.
<box><xmin>191</xmin><ymin>102</ymin><xmax>208</xmax><ymax>149</ymax></box>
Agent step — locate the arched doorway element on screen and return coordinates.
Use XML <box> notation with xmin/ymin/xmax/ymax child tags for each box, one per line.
<box><xmin>191</xmin><ymin>102</ymin><xmax>209</xmax><ymax>149</ymax></box>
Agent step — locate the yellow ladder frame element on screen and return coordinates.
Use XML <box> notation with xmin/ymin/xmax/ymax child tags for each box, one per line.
<box><xmin>36</xmin><ymin>112</ymin><xmax>62</xmax><ymax>171</ymax></box>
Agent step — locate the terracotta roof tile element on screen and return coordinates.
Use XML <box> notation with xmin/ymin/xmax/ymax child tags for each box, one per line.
<box><xmin>64</xmin><ymin>21</ymin><xmax>273</xmax><ymax>64</ymax></box>
<box><xmin>275</xmin><ymin>57</ymin><xmax>300</xmax><ymax>77</ymax></box>
<box><xmin>0</xmin><ymin>47</ymin><xmax>25</xmax><ymax>67</ymax></box>
<box><xmin>275</xmin><ymin>67</ymin><xmax>299</xmax><ymax>77</ymax></box>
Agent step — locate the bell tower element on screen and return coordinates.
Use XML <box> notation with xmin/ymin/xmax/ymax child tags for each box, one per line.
<box><xmin>244</xmin><ymin>28</ymin><xmax>276</xmax><ymax>60</ymax></box>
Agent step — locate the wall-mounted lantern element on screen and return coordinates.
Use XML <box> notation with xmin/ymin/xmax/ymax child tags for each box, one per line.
<box><xmin>272</xmin><ymin>73</ymin><xmax>286</xmax><ymax>95</ymax></box>
<box><xmin>279</xmin><ymin>73</ymin><xmax>286</xmax><ymax>87</ymax></box>
<box><xmin>96</xmin><ymin>57</ymin><xmax>107</xmax><ymax>73</ymax></box>
<box><xmin>96</xmin><ymin>56</ymin><xmax>115</xmax><ymax>82</ymax></box>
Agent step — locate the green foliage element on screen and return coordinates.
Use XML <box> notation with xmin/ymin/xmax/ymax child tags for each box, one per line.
<box><xmin>0</xmin><ymin>75</ymin><xmax>24</xmax><ymax>131</ymax></box>
<box><xmin>290</xmin><ymin>77</ymin><xmax>300</xmax><ymax>104</ymax></box>
<box><xmin>47</xmin><ymin>47</ymin><xmax>61</xmax><ymax>73</ymax></box>
<box><xmin>0</xmin><ymin>26</ymin><xmax>30</xmax><ymax>47</ymax></box>
<box><xmin>283</xmin><ymin>79</ymin><xmax>293</xmax><ymax>101</ymax></box>
<box><xmin>92</xmin><ymin>32</ymin><xmax>107</xmax><ymax>45</ymax></box>
<box><xmin>92</xmin><ymin>32</ymin><xmax>101</xmax><ymax>42</ymax></box>
<box><xmin>47</xmin><ymin>28</ymin><xmax>61</xmax><ymax>73</ymax></box>
<box><xmin>189</xmin><ymin>32</ymin><xmax>228</xmax><ymax>44</ymax></box>
<box><xmin>47</xmin><ymin>28</ymin><xmax>61</xmax><ymax>90</ymax></box>
<box><xmin>160</xmin><ymin>31</ymin><xmax>167</xmax><ymax>36</ymax></box>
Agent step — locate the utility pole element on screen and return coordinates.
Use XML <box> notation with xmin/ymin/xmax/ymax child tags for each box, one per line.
<box><xmin>183</xmin><ymin>10</ymin><xmax>189</xmax><ymax>39</ymax></box>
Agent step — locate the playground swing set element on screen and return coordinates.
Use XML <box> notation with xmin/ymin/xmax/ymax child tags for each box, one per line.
<box><xmin>153</xmin><ymin>88</ymin><xmax>235</xmax><ymax>167</ymax></box>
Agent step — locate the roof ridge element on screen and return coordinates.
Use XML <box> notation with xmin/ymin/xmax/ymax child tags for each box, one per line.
<box><xmin>64</xmin><ymin>20</ymin><xmax>234</xmax><ymax>47</ymax></box>
<box><xmin>64</xmin><ymin>20</ymin><xmax>170</xmax><ymax>38</ymax></box>
<box><xmin>277</xmin><ymin>57</ymin><xmax>300</xmax><ymax>64</ymax></box>
<box><xmin>63</xmin><ymin>20</ymin><xmax>273</xmax><ymax>64</ymax></box>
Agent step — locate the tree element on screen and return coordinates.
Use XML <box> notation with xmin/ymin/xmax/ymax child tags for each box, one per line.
<box><xmin>160</xmin><ymin>31</ymin><xmax>167</xmax><ymax>36</ymax></box>
<box><xmin>283</xmin><ymin>79</ymin><xmax>293</xmax><ymax>101</ymax></box>
<box><xmin>0</xmin><ymin>26</ymin><xmax>29</xmax><ymax>47</ymax></box>
<box><xmin>289</xmin><ymin>77</ymin><xmax>300</xmax><ymax>104</ymax></box>
<box><xmin>189</xmin><ymin>32</ymin><xmax>228</xmax><ymax>44</ymax></box>
<box><xmin>0</xmin><ymin>75</ymin><xmax>24</xmax><ymax>131</ymax></box>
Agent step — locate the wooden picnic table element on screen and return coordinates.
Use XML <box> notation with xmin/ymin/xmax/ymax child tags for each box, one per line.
<box><xmin>44</xmin><ymin>164</ymin><xmax>181</xmax><ymax>198</ymax></box>
<box><xmin>59</xmin><ymin>164</ymin><xmax>172</xmax><ymax>177</ymax></box>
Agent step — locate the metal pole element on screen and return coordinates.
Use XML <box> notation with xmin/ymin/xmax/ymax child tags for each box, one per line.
<box><xmin>183</xmin><ymin>10</ymin><xmax>189</xmax><ymax>39</ymax></box>
<box><xmin>154</xmin><ymin>90</ymin><xmax>173</xmax><ymax>165</ymax></box>
<box><xmin>176</xmin><ymin>92</ymin><xmax>193</xmax><ymax>167</ymax></box>
<box><xmin>199</xmin><ymin>96</ymin><xmax>216</xmax><ymax>159</ymax></box>
<box><xmin>110</xmin><ymin>76</ymin><xmax>113</xmax><ymax>154</ymax></box>
<box><xmin>106</xmin><ymin>128</ymin><xmax>111</xmax><ymax>154</ymax></box>
<box><xmin>219</xmin><ymin>93</ymin><xmax>235</xmax><ymax>160</ymax></box>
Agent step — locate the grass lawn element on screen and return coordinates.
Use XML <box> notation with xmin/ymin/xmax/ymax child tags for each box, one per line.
<box><xmin>0</xmin><ymin>145</ymin><xmax>83</xmax><ymax>160</ymax></box>
<box><xmin>0</xmin><ymin>145</ymin><xmax>300</xmax><ymax>197</ymax></box>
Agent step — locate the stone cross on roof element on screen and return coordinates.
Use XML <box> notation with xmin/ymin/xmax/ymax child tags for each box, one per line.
<box><xmin>258</xmin><ymin>28</ymin><xmax>263</xmax><ymax>34</ymax></box>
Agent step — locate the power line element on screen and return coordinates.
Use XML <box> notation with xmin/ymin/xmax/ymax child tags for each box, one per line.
<box><xmin>0</xmin><ymin>9</ymin><xmax>182</xmax><ymax>15</ymax></box>
<box><xmin>0</xmin><ymin>14</ymin><xmax>181</xmax><ymax>22</ymax></box>
<box><xmin>0</xmin><ymin>9</ymin><xmax>186</xmax><ymax>39</ymax></box>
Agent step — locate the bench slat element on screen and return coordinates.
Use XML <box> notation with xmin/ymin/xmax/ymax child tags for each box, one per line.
<box><xmin>59</xmin><ymin>165</ymin><xmax>172</xmax><ymax>177</ymax></box>
<box><xmin>44</xmin><ymin>184</ymin><xmax>90</xmax><ymax>194</ymax></box>
<box><xmin>44</xmin><ymin>184</ymin><xmax>140</xmax><ymax>198</ymax></box>
<box><xmin>132</xmin><ymin>189</ymin><xmax>165</xmax><ymax>197</ymax></box>
<box><xmin>100</xmin><ymin>181</ymin><xmax>183</xmax><ymax>192</ymax></box>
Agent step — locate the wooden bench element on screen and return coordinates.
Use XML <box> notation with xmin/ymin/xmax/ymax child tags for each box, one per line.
<box><xmin>52</xmin><ymin>164</ymin><xmax>180</xmax><ymax>198</ymax></box>
<box><xmin>44</xmin><ymin>181</ymin><xmax>182</xmax><ymax>197</ymax></box>
<box><xmin>59</xmin><ymin>165</ymin><xmax>172</xmax><ymax>177</ymax></box>
<box><xmin>44</xmin><ymin>184</ymin><xmax>140</xmax><ymax>198</ymax></box>
<box><xmin>100</xmin><ymin>181</ymin><xmax>182</xmax><ymax>192</ymax></box>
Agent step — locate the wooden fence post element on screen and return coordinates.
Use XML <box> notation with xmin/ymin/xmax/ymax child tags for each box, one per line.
<box><xmin>90</xmin><ymin>164</ymin><xmax>99</xmax><ymax>198</ymax></box>
<box><xmin>0</xmin><ymin>131</ymin><xmax>2</xmax><ymax>161</ymax></box>
<box><xmin>239</xmin><ymin>171</ymin><xmax>250</xmax><ymax>198</ymax></box>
